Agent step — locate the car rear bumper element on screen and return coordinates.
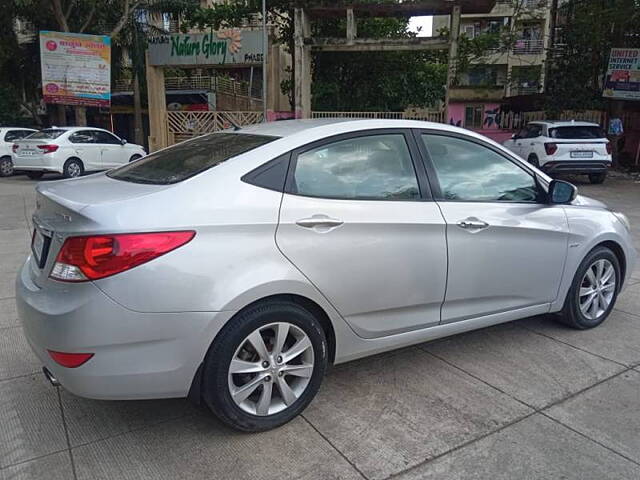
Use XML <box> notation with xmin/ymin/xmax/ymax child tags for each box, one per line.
<box><xmin>16</xmin><ymin>257</ymin><xmax>234</xmax><ymax>400</ymax></box>
<box><xmin>541</xmin><ymin>160</ymin><xmax>611</xmax><ymax>174</ymax></box>
<box><xmin>12</xmin><ymin>155</ymin><xmax>62</xmax><ymax>173</ymax></box>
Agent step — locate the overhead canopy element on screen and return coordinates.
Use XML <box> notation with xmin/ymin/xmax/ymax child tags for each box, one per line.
<box><xmin>307</xmin><ymin>1</ymin><xmax>497</xmax><ymax>17</ymax></box>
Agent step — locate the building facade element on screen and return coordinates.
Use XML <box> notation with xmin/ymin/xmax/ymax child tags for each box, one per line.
<box><xmin>434</xmin><ymin>0</ymin><xmax>554</xmax><ymax>140</ymax></box>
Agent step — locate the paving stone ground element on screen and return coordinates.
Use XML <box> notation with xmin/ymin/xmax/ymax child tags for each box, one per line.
<box><xmin>1</xmin><ymin>172</ymin><xmax>639</xmax><ymax>479</ymax></box>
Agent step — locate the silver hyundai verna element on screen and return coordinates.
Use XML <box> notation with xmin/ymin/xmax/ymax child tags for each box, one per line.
<box><xmin>17</xmin><ymin>119</ymin><xmax>636</xmax><ymax>431</ymax></box>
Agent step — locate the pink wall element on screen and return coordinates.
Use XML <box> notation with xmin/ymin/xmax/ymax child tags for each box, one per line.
<box><xmin>447</xmin><ymin>101</ymin><xmax>514</xmax><ymax>144</ymax></box>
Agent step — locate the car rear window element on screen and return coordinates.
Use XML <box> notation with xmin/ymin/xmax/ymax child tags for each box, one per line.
<box><xmin>107</xmin><ymin>133</ymin><xmax>278</xmax><ymax>184</ymax></box>
<box><xmin>548</xmin><ymin>126</ymin><xmax>605</xmax><ymax>139</ymax></box>
<box><xmin>26</xmin><ymin>129</ymin><xmax>67</xmax><ymax>140</ymax></box>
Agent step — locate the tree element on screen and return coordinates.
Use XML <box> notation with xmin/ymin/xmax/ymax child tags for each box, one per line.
<box><xmin>544</xmin><ymin>0</ymin><xmax>640</xmax><ymax>114</ymax></box>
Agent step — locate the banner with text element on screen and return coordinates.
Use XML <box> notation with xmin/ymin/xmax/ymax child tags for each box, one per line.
<box><xmin>603</xmin><ymin>48</ymin><xmax>640</xmax><ymax>101</ymax></box>
<box><xmin>148</xmin><ymin>30</ymin><xmax>263</xmax><ymax>67</ymax></box>
<box><xmin>40</xmin><ymin>31</ymin><xmax>111</xmax><ymax>107</ymax></box>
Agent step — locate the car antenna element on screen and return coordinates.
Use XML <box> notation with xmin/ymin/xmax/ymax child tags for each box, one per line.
<box><xmin>228</xmin><ymin>119</ymin><xmax>242</xmax><ymax>131</ymax></box>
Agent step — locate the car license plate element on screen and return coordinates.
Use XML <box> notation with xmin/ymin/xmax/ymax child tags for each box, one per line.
<box><xmin>31</xmin><ymin>229</ymin><xmax>48</xmax><ymax>268</ymax></box>
<box><xmin>570</xmin><ymin>151</ymin><xmax>593</xmax><ymax>158</ymax></box>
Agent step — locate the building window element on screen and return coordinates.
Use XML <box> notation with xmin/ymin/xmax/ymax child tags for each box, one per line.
<box><xmin>464</xmin><ymin>105</ymin><xmax>484</xmax><ymax>129</ymax></box>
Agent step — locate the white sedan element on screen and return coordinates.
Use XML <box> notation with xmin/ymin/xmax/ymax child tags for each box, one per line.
<box><xmin>12</xmin><ymin>127</ymin><xmax>146</xmax><ymax>179</ymax></box>
<box><xmin>0</xmin><ymin>127</ymin><xmax>37</xmax><ymax>176</ymax></box>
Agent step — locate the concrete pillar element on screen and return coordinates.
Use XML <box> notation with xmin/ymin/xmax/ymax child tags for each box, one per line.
<box><xmin>294</xmin><ymin>8</ymin><xmax>311</xmax><ymax>119</ymax></box>
<box><xmin>445</xmin><ymin>4</ymin><xmax>461</xmax><ymax>124</ymax></box>
<box><xmin>346</xmin><ymin>9</ymin><xmax>357</xmax><ymax>45</ymax></box>
<box><xmin>145</xmin><ymin>52</ymin><xmax>167</xmax><ymax>152</ymax></box>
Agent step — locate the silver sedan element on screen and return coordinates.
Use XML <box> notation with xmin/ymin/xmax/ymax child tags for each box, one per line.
<box><xmin>16</xmin><ymin>119</ymin><xmax>636</xmax><ymax>431</ymax></box>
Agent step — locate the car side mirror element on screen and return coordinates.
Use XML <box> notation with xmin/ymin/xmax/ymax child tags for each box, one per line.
<box><xmin>120</xmin><ymin>138</ymin><xmax>127</xmax><ymax>145</ymax></box>
<box><xmin>548</xmin><ymin>179</ymin><xmax>577</xmax><ymax>204</ymax></box>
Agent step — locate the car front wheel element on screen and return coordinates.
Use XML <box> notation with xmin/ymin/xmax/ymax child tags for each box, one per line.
<box><xmin>558</xmin><ymin>246</ymin><xmax>620</xmax><ymax>329</ymax></box>
<box><xmin>202</xmin><ymin>300</ymin><xmax>328</xmax><ymax>432</ymax></box>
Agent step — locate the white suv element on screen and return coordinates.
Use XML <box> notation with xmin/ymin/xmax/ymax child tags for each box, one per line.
<box><xmin>0</xmin><ymin>127</ymin><xmax>37</xmax><ymax>176</ymax></box>
<box><xmin>12</xmin><ymin>127</ymin><xmax>146</xmax><ymax>179</ymax></box>
<box><xmin>503</xmin><ymin>121</ymin><xmax>612</xmax><ymax>184</ymax></box>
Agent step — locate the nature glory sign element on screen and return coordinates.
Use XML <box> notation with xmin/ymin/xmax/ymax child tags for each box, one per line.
<box><xmin>148</xmin><ymin>30</ymin><xmax>263</xmax><ymax>67</ymax></box>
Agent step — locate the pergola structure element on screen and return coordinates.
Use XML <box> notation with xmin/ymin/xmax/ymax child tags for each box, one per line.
<box><xmin>293</xmin><ymin>1</ymin><xmax>497</xmax><ymax>120</ymax></box>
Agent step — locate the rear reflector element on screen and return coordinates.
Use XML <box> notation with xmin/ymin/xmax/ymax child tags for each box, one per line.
<box><xmin>50</xmin><ymin>231</ymin><xmax>195</xmax><ymax>282</ymax></box>
<box><xmin>37</xmin><ymin>144</ymin><xmax>59</xmax><ymax>154</ymax></box>
<box><xmin>544</xmin><ymin>143</ymin><xmax>558</xmax><ymax>156</ymax></box>
<box><xmin>48</xmin><ymin>350</ymin><xmax>94</xmax><ymax>368</ymax></box>
<box><xmin>606</xmin><ymin>142</ymin><xmax>612</xmax><ymax>154</ymax></box>
<box><xmin>12</xmin><ymin>144</ymin><xmax>18</xmax><ymax>153</ymax></box>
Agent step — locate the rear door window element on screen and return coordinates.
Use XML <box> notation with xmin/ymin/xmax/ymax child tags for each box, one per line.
<box><xmin>108</xmin><ymin>133</ymin><xmax>278</xmax><ymax>184</ymax></box>
<box><xmin>549</xmin><ymin>126</ymin><xmax>605</xmax><ymax>139</ymax></box>
<box><xmin>69</xmin><ymin>131</ymin><xmax>97</xmax><ymax>144</ymax></box>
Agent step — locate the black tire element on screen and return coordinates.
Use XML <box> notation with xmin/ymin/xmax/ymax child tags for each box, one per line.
<box><xmin>202</xmin><ymin>300</ymin><xmax>328</xmax><ymax>432</ymax></box>
<box><xmin>63</xmin><ymin>158</ymin><xmax>84</xmax><ymax>178</ymax></box>
<box><xmin>589</xmin><ymin>172</ymin><xmax>607</xmax><ymax>184</ymax></box>
<box><xmin>0</xmin><ymin>156</ymin><xmax>13</xmax><ymax>177</ymax></box>
<box><xmin>129</xmin><ymin>154</ymin><xmax>142</xmax><ymax>163</ymax></box>
<box><xmin>26</xmin><ymin>171</ymin><xmax>44</xmax><ymax>180</ymax></box>
<box><xmin>557</xmin><ymin>246</ymin><xmax>620</xmax><ymax>329</ymax></box>
<box><xmin>527</xmin><ymin>154</ymin><xmax>540</xmax><ymax>168</ymax></box>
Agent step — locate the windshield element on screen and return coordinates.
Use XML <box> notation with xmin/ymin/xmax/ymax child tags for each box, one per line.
<box><xmin>549</xmin><ymin>126</ymin><xmax>605</xmax><ymax>139</ymax></box>
<box><xmin>26</xmin><ymin>129</ymin><xmax>66</xmax><ymax>140</ymax></box>
<box><xmin>108</xmin><ymin>133</ymin><xmax>278</xmax><ymax>185</ymax></box>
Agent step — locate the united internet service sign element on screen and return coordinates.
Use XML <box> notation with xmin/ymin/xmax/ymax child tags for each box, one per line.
<box><xmin>148</xmin><ymin>29</ymin><xmax>264</xmax><ymax>67</ymax></box>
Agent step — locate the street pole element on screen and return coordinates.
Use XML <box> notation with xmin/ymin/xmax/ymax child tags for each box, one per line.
<box><xmin>262</xmin><ymin>0</ymin><xmax>268</xmax><ymax>122</ymax></box>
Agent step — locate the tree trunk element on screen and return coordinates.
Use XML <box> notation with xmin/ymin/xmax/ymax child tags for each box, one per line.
<box><xmin>74</xmin><ymin>106</ymin><xmax>87</xmax><ymax>126</ymax></box>
<box><xmin>56</xmin><ymin>104</ymin><xmax>66</xmax><ymax>126</ymax></box>
<box><xmin>133</xmin><ymin>72</ymin><xmax>144</xmax><ymax>145</ymax></box>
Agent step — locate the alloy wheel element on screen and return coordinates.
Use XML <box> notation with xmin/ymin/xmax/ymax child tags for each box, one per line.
<box><xmin>228</xmin><ymin>322</ymin><xmax>314</xmax><ymax>416</ymax></box>
<box><xmin>579</xmin><ymin>259</ymin><xmax>616</xmax><ymax>321</ymax></box>
<box><xmin>0</xmin><ymin>159</ymin><xmax>13</xmax><ymax>176</ymax></box>
<box><xmin>67</xmin><ymin>163</ymin><xmax>81</xmax><ymax>177</ymax></box>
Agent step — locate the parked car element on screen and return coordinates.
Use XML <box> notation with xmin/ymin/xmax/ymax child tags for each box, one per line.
<box><xmin>12</xmin><ymin>127</ymin><xmax>146</xmax><ymax>179</ymax></box>
<box><xmin>0</xmin><ymin>127</ymin><xmax>37</xmax><ymax>176</ymax></box>
<box><xmin>17</xmin><ymin>119</ymin><xmax>635</xmax><ymax>432</ymax></box>
<box><xmin>502</xmin><ymin>120</ymin><xmax>612</xmax><ymax>184</ymax></box>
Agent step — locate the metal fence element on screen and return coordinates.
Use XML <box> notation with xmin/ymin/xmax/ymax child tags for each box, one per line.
<box><xmin>311</xmin><ymin>110</ymin><xmax>445</xmax><ymax>123</ymax></box>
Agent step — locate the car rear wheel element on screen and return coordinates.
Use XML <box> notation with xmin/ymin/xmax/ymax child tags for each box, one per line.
<box><xmin>0</xmin><ymin>156</ymin><xmax>13</xmax><ymax>177</ymax></box>
<box><xmin>589</xmin><ymin>172</ymin><xmax>607</xmax><ymax>184</ymax></box>
<box><xmin>63</xmin><ymin>158</ymin><xmax>84</xmax><ymax>178</ymax></box>
<box><xmin>26</xmin><ymin>171</ymin><xmax>44</xmax><ymax>180</ymax></box>
<box><xmin>202</xmin><ymin>300</ymin><xmax>328</xmax><ymax>432</ymax></box>
<box><xmin>557</xmin><ymin>246</ymin><xmax>620</xmax><ymax>329</ymax></box>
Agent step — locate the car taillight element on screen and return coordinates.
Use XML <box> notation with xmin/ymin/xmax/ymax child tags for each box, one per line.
<box><xmin>544</xmin><ymin>143</ymin><xmax>558</xmax><ymax>156</ymax></box>
<box><xmin>37</xmin><ymin>144</ymin><xmax>59</xmax><ymax>154</ymax></box>
<box><xmin>12</xmin><ymin>144</ymin><xmax>18</xmax><ymax>153</ymax></box>
<box><xmin>606</xmin><ymin>142</ymin><xmax>612</xmax><ymax>154</ymax></box>
<box><xmin>48</xmin><ymin>350</ymin><xmax>94</xmax><ymax>368</ymax></box>
<box><xmin>50</xmin><ymin>231</ymin><xmax>195</xmax><ymax>282</ymax></box>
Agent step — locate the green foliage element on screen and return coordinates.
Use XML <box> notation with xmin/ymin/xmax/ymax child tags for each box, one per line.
<box><xmin>0</xmin><ymin>85</ymin><xmax>28</xmax><ymax>126</ymax></box>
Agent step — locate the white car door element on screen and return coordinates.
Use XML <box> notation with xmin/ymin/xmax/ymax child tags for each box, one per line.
<box><xmin>416</xmin><ymin>131</ymin><xmax>569</xmax><ymax>324</ymax></box>
<box><xmin>276</xmin><ymin>130</ymin><xmax>448</xmax><ymax>339</ymax></box>
<box><xmin>92</xmin><ymin>131</ymin><xmax>127</xmax><ymax>169</ymax></box>
<box><xmin>68</xmin><ymin>130</ymin><xmax>102</xmax><ymax>171</ymax></box>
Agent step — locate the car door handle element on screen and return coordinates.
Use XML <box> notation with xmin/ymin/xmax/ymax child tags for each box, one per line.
<box><xmin>296</xmin><ymin>216</ymin><xmax>344</xmax><ymax>229</ymax></box>
<box><xmin>457</xmin><ymin>219</ymin><xmax>489</xmax><ymax>230</ymax></box>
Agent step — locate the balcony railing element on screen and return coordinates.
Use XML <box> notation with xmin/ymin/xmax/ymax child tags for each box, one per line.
<box><xmin>512</xmin><ymin>39</ymin><xmax>544</xmax><ymax>54</ymax></box>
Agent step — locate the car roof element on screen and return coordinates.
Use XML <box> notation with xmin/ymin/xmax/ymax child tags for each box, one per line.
<box><xmin>529</xmin><ymin>120</ymin><xmax>601</xmax><ymax>127</ymax></box>
<box><xmin>236</xmin><ymin>118</ymin><xmax>491</xmax><ymax>142</ymax></box>
<box><xmin>0</xmin><ymin>127</ymin><xmax>37</xmax><ymax>130</ymax></box>
<box><xmin>41</xmin><ymin>126</ymin><xmax>113</xmax><ymax>133</ymax></box>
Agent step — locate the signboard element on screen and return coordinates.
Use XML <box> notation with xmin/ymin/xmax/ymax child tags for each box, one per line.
<box><xmin>40</xmin><ymin>31</ymin><xmax>111</xmax><ymax>107</ymax></box>
<box><xmin>603</xmin><ymin>48</ymin><xmax>640</xmax><ymax>101</ymax></box>
<box><xmin>148</xmin><ymin>29</ymin><xmax>263</xmax><ymax>67</ymax></box>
